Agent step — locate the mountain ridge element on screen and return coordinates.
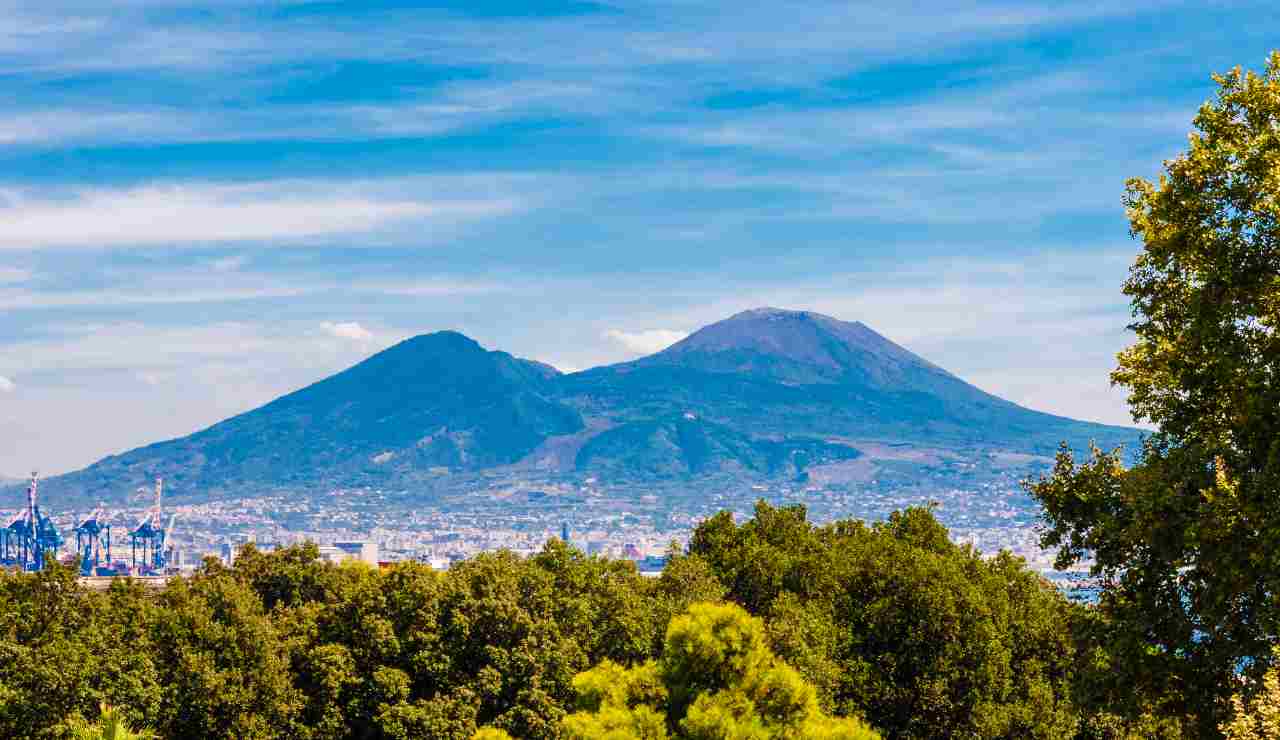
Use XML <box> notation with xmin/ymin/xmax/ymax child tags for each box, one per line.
<box><xmin>623</xmin><ymin>308</ymin><xmax>1001</xmax><ymax>401</ymax></box>
<box><xmin>31</xmin><ymin>308</ymin><xmax>1141</xmax><ymax>503</ymax></box>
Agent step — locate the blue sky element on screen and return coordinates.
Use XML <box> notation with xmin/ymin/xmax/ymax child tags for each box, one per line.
<box><xmin>0</xmin><ymin>1</ymin><xmax>1276</xmax><ymax>475</ymax></box>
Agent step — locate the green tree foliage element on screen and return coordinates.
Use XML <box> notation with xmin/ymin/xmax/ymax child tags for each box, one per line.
<box><xmin>1221</xmin><ymin>649</ymin><xmax>1280</xmax><ymax>739</ymax></box>
<box><xmin>1026</xmin><ymin>51</ymin><xmax>1280</xmax><ymax>735</ymax></box>
<box><xmin>0</xmin><ymin>537</ymin><xmax>728</xmax><ymax>739</ymax></box>
<box><xmin>559</xmin><ymin>602</ymin><xmax>879</xmax><ymax>740</ymax></box>
<box><xmin>150</xmin><ymin>571</ymin><xmax>302</xmax><ymax>737</ymax></box>
<box><xmin>0</xmin><ymin>563</ymin><xmax>163</xmax><ymax>738</ymax></box>
<box><xmin>66</xmin><ymin>703</ymin><xmax>157</xmax><ymax>740</ymax></box>
<box><xmin>688</xmin><ymin>502</ymin><xmax>1079</xmax><ymax>739</ymax></box>
<box><xmin>0</xmin><ymin>507</ymin><xmax>1089</xmax><ymax>739</ymax></box>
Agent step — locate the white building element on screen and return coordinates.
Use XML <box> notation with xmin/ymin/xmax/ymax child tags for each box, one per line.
<box><xmin>318</xmin><ymin>541</ymin><xmax>379</xmax><ymax>565</ymax></box>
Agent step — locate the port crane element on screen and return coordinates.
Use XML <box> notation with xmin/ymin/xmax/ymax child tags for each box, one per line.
<box><xmin>130</xmin><ymin>477</ymin><xmax>171</xmax><ymax>573</ymax></box>
<box><xmin>163</xmin><ymin>512</ymin><xmax>179</xmax><ymax>569</ymax></box>
<box><xmin>0</xmin><ymin>473</ymin><xmax>63</xmax><ymax>571</ymax></box>
<box><xmin>74</xmin><ymin>503</ymin><xmax>113</xmax><ymax>576</ymax></box>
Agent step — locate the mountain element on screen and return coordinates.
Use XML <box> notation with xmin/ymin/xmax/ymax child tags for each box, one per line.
<box><xmin>634</xmin><ymin>307</ymin><xmax>966</xmax><ymax>391</ymax></box>
<box><xmin>40</xmin><ymin>309</ymin><xmax>1141</xmax><ymax>503</ymax></box>
<box><xmin>50</xmin><ymin>331</ymin><xmax>583</xmax><ymax>501</ymax></box>
<box><xmin>557</xmin><ymin>308</ymin><xmax>1133</xmax><ymax>458</ymax></box>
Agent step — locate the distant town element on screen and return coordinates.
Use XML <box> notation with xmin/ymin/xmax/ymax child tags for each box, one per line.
<box><xmin>2</xmin><ymin>455</ymin><xmax>1088</xmax><ymax>583</ymax></box>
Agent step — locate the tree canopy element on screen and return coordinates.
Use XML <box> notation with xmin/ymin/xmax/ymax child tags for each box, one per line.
<box><xmin>558</xmin><ymin>601</ymin><xmax>878</xmax><ymax>740</ymax></box>
<box><xmin>1221</xmin><ymin>648</ymin><xmax>1280</xmax><ymax>740</ymax></box>
<box><xmin>0</xmin><ymin>500</ymin><xmax>1105</xmax><ymax>739</ymax></box>
<box><xmin>1028</xmin><ymin>51</ymin><xmax>1280</xmax><ymax>736</ymax></box>
<box><xmin>688</xmin><ymin>502</ymin><xmax>1081</xmax><ymax>739</ymax></box>
<box><xmin>66</xmin><ymin>704</ymin><xmax>157</xmax><ymax>740</ymax></box>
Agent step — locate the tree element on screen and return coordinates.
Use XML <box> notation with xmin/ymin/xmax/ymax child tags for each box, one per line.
<box><xmin>559</xmin><ymin>602</ymin><xmax>879</xmax><ymax>739</ymax></box>
<box><xmin>148</xmin><ymin>571</ymin><xmax>303</xmax><ymax>738</ymax></box>
<box><xmin>688</xmin><ymin>501</ymin><xmax>1080</xmax><ymax>739</ymax></box>
<box><xmin>66</xmin><ymin>703</ymin><xmax>157</xmax><ymax>740</ymax></box>
<box><xmin>0</xmin><ymin>561</ymin><xmax>164</xmax><ymax>738</ymax></box>
<box><xmin>1027</xmin><ymin>51</ymin><xmax>1280</xmax><ymax>735</ymax></box>
<box><xmin>1221</xmin><ymin>649</ymin><xmax>1280</xmax><ymax>739</ymax></box>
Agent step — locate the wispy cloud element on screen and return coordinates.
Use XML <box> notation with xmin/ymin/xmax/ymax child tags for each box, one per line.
<box><xmin>373</xmin><ymin>278</ymin><xmax>506</xmax><ymax>297</ymax></box>
<box><xmin>321</xmin><ymin>321</ymin><xmax>374</xmax><ymax>341</ymax></box>
<box><xmin>0</xmin><ymin>1</ymin><xmax>1165</xmax><ymax>75</ymax></box>
<box><xmin>0</xmin><ymin>281</ymin><xmax>505</xmax><ymax>315</ymax></box>
<box><xmin>0</xmin><ymin>284</ymin><xmax>311</xmax><ymax>311</ymax></box>
<box><xmin>0</xmin><ymin>320</ymin><xmax>390</xmax><ymax>378</ymax></box>
<box><xmin>0</xmin><ymin>319</ymin><xmax>401</xmax><ymax>473</ymax></box>
<box><xmin>0</xmin><ymin>266</ymin><xmax>32</xmax><ymax>284</ymax></box>
<box><xmin>0</xmin><ymin>75</ymin><xmax>649</xmax><ymax>148</ymax></box>
<box><xmin>604</xmin><ymin>328</ymin><xmax>688</xmax><ymax>355</ymax></box>
<box><xmin>0</xmin><ymin>180</ymin><xmax>525</xmax><ymax>249</ymax></box>
<box><xmin>0</xmin><ymin>268</ymin><xmax>513</xmax><ymax>313</ymax></box>
<box><xmin>135</xmin><ymin>370</ymin><xmax>171</xmax><ymax>387</ymax></box>
<box><xmin>0</xmin><ymin>110</ymin><xmax>199</xmax><ymax>147</ymax></box>
<box><xmin>209</xmin><ymin>255</ymin><xmax>248</xmax><ymax>272</ymax></box>
<box><xmin>0</xmin><ymin>376</ymin><xmax>14</xmax><ymax>393</ymax></box>
<box><xmin>0</xmin><ymin>0</ymin><xmax>1266</xmax><ymax>475</ymax></box>
<box><xmin>646</xmin><ymin>103</ymin><xmax>1015</xmax><ymax>153</ymax></box>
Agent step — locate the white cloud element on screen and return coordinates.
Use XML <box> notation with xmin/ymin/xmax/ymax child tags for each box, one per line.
<box><xmin>0</xmin><ymin>0</ymin><xmax>1160</xmax><ymax>77</ymax></box>
<box><xmin>373</xmin><ymin>278</ymin><xmax>505</xmax><ymax>297</ymax></box>
<box><xmin>647</xmin><ymin>102</ymin><xmax>1015</xmax><ymax>154</ymax></box>
<box><xmin>0</xmin><ymin>319</ymin><xmax>406</xmax><ymax>474</ymax></box>
<box><xmin>0</xmin><ymin>376</ymin><xmax>14</xmax><ymax>393</ymax></box>
<box><xmin>0</xmin><ymin>267</ymin><xmax>31</xmax><ymax>284</ymax></box>
<box><xmin>0</xmin><ymin>109</ymin><xmax>198</xmax><ymax>147</ymax></box>
<box><xmin>2</xmin><ymin>323</ymin><xmax>295</xmax><ymax>375</ymax></box>
<box><xmin>0</xmin><ymin>95</ymin><xmax>548</xmax><ymax>148</ymax></box>
<box><xmin>0</xmin><ymin>284</ymin><xmax>310</xmax><ymax>311</ymax></box>
<box><xmin>0</xmin><ymin>269</ymin><xmax>511</xmax><ymax>311</ymax></box>
<box><xmin>0</xmin><ymin>181</ymin><xmax>522</xmax><ymax>249</ymax></box>
<box><xmin>604</xmin><ymin>328</ymin><xmax>688</xmax><ymax>355</ymax></box>
<box><xmin>321</xmin><ymin>321</ymin><xmax>374</xmax><ymax>341</ymax></box>
<box><xmin>210</xmin><ymin>255</ymin><xmax>247</xmax><ymax>272</ymax></box>
<box><xmin>135</xmin><ymin>371</ymin><xmax>170</xmax><ymax>387</ymax></box>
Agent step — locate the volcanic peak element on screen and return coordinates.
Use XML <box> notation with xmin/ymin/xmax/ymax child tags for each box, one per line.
<box><xmin>632</xmin><ymin>307</ymin><xmax>953</xmax><ymax>390</ymax></box>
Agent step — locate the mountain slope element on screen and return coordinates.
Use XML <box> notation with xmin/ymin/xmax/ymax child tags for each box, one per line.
<box><xmin>557</xmin><ymin>308</ymin><xmax>1136</xmax><ymax>459</ymax></box>
<box><xmin>573</xmin><ymin>414</ymin><xmax>862</xmax><ymax>479</ymax></box>
<box><xmin>636</xmin><ymin>307</ymin><xmax>968</xmax><ymax>393</ymax></box>
<box><xmin>51</xmin><ymin>331</ymin><xmax>583</xmax><ymax>501</ymax></box>
<box><xmin>43</xmin><ymin>309</ymin><xmax>1141</xmax><ymax>501</ymax></box>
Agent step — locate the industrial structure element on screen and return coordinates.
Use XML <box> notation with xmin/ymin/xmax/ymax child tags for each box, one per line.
<box><xmin>0</xmin><ymin>473</ymin><xmax>63</xmax><ymax>571</ymax></box>
<box><xmin>130</xmin><ymin>477</ymin><xmax>177</xmax><ymax>574</ymax></box>
<box><xmin>0</xmin><ymin>471</ymin><xmax>186</xmax><ymax>577</ymax></box>
<box><xmin>74</xmin><ymin>505</ymin><xmax>113</xmax><ymax>576</ymax></box>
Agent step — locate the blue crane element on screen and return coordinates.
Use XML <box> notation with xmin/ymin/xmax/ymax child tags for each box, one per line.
<box><xmin>130</xmin><ymin>477</ymin><xmax>173</xmax><ymax>573</ymax></box>
<box><xmin>0</xmin><ymin>473</ymin><xmax>63</xmax><ymax>571</ymax></box>
<box><xmin>74</xmin><ymin>505</ymin><xmax>112</xmax><ymax>576</ymax></box>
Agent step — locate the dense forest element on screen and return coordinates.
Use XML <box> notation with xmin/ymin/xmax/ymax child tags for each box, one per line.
<box><xmin>5</xmin><ymin>48</ymin><xmax>1279</xmax><ymax>740</ymax></box>
<box><xmin>0</xmin><ymin>505</ymin><xmax>1125</xmax><ymax>739</ymax></box>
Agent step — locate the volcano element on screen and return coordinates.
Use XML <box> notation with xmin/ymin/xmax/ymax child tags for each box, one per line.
<box><xmin>36</xmin><ymin>308</ymin><xmax>1139</xmax><ymax>502</ymax></box>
